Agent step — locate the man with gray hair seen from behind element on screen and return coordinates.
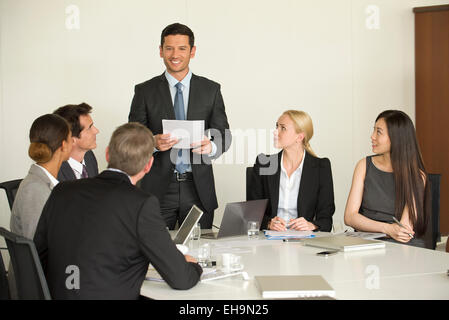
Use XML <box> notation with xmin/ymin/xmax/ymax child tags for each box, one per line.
<box><xmin>34</xmin><ymin>122</ymin><xmax>202</xmax><ymax>300</ymax></box>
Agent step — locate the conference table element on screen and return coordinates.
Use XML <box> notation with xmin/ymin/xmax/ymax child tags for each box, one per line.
<box><xmin>140</xmin><ymin>231</ymin><xmax>449</xmax><ymax>300</ymax></box>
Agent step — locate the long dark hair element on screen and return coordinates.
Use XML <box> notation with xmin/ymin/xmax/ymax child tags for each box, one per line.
<box><xmin>376</xmin><ymin>110</ymin><xmax>429</xmax><ymax>237</ymax></box>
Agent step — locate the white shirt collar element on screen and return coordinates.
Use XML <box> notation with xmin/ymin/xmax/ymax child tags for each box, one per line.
<box><xmin>35</xmin><ymin>164</ymin><xmax>59</xmax><ymax>187</ymax></box>
<box><xmin>67</xmin><ymin>157</ymin><xmax>86</xmax><ymax>176</ymax></box>
<box><xmin>164</xmin><ymin>69</ymin><xmax>192</xmax><ymax>89</ymax></box>
<box><xmin>280</xmin><ymin>149</ymin><xmax>306</xmax><ymax>176</ymax></box>
<box><xmin>106</xmin><ymin>168</ymin><xmax>133</xmax><ymax>183</ymax></box>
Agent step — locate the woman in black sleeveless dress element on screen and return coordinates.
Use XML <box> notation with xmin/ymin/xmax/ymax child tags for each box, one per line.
<box><xmin>344</xmin><ymin>110</ymin><xmax>431</xmax><ymax>248</ymax></box>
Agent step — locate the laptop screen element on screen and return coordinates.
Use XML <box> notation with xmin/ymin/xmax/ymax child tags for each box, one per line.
<box><xmin>173</xmin><ymin>205</ymin><xmax>203</xmax><ymax>245</ymax></box>
<box><xmin>217</xmin><ymin>199</ymin><xmax>268</xmax><ymax>238</ymax></box>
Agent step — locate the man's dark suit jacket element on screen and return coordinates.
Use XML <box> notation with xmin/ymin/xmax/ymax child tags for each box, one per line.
<box><xmin>33</xmin><ymin>170</ymin><xmax>202</xmax><ymax>300</ymax></box>
<box><xmin>249</xmin><ymin>151</ymin><xmax>335</xmax><ymax>231</ymax></box>
<box><xmin>57</xmin><ymin>150</ymin><xmax>99</xmax><ymax>181</ymax></box>
<box><xmin>129</xmin><ymin>73</ymin><xmax>231</xmax><ymax>215</ymax></box>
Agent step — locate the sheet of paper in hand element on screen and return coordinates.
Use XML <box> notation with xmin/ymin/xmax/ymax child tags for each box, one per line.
<box><xmin>162</xmin><ymin>119</ymin><xmax>205</xmax><ymax>149</ymax></box>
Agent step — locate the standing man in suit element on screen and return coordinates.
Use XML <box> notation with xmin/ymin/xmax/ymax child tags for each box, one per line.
<box><xmin>53</xmin><ymin>103</ymin><xmax>99</xmax><ymax>181</ymax></box>
<box><xmin>129</xmin><ymin>23</ymin><xmax>231</xmax><ymax>229</ymax></box>
<box><xmin>34</xmin><ymin>123</ymin><xmax>202</xmax><ymax>299</ymax></box>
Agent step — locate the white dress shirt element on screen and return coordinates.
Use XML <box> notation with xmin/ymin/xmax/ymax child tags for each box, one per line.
<box><xmin>67</xmin><ymin>157</ymin><xmax>86</xmax><ymax>179</ymax></box>
<box><xmin>165</xmin><ymin>70</ymin><xmax>191</xmax><ymax>117</ymax></box>
<box><xmin>276</xmin><ymin>150</ymin><xmax>306</xmax><ymax>222</ymax></box>
<box><xmin>164</xmin><ymin>70</ymin><xmax>217</xmax><ymax>161</ymax></box>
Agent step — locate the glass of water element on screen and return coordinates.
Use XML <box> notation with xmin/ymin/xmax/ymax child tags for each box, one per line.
<box><xmin>221</xmin><ymin>253</ymin><xmax>243</xmax><ymax>272</ymax></box>
<box><xmin>191</xmin><ymin>223</ymin><xmax>201</xmax><ymax>240</ymax></box>
<box><xmin>247</xmin><ymin>221</ymin><xmax>259</xmax><ymax>239</ymax></box>
<box><xmin>282</xmin><ymin>212</ymin><xmax>292</xmax><ymax>229</ymax></box>
<box><xmin>197</xmin><ymin>243</ymin><xmax>211</xmax><ymax>267</ymax></box>
<box><xmin>189</xmin><ymin>223</ymin><xmax>201</xmax><ymax>251</ymax></box>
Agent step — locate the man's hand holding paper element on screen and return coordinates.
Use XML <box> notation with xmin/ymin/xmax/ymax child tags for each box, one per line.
<box><xmin>162</xmin><ymin>119</ymin><xmax>205</xmax><ymax>149</ymax></box>
<box><xmin>191</xmin><ymin>136</ymin><xmax>212</xmax><ymax>155</ymax></box>
<box><xmin>154</xmin><ymin>133</ymin><xmax>179</xmax><ymax>151</ymax></box>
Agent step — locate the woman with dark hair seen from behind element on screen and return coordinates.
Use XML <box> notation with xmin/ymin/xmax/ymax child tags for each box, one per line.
<box><xmin>8</xmin><ymin>114</ymin><xmax>72</xmax><ymax>299</ymax></box>
<box><xmin>8</xmin><ymin>114</ymin><xmax>73</xmax><ymax>299</ymax></box>
<box><xmin>344</xmin><ymin>110</ymin><xmax>431</xmax><ymax>248</ymax></box>
<box><xmin>10</xmin><ymin>114</ymin><xmax>72</xmax><ymax>239</ymax></box>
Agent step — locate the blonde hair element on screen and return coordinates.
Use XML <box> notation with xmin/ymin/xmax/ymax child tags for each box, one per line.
<box><xmin>282</xmin><ymin>110</ymin><xmax>317</xmax><ymax>157</ymax></box>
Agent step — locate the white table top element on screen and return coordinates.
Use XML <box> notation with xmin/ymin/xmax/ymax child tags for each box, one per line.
<box><xmin>140</xmin><ymin>232</ymin><xmax>449</xmax><ymax>300</ymax></box>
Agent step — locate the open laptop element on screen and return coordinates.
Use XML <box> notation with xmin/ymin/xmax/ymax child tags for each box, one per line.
<box><xmin>201</xmin><ymin>199</ymin><xmax>268</xmax><ymax>239</ymax></box>
<box><xmin>302</xmin><ymin>235</ymin><xmax>386</xmax><ymax>252</ymax></box>
<box><xmin>172</xmin><ymin>205</ymin><xmax>203</xmax><ymax>245</ymax></box>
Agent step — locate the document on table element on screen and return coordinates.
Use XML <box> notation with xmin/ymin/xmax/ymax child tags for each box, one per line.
<box><xmin>342</xmin><ymin>231</ymin><xmax>386</xmax><ymax>240</ymax></box>
<box><xmin>264</xmin><ymin>230</ymin><xmax>315</xmax><ymax>240</ymax></box>
<box><xmin>162</xmin><ymin>119</ymin><xmax>205</xmax><ymax>149</ymax></box>
<box><xmin>145</xmin><ymin>267</ymin><xmax>238</xmax><ymax>282</ymax></box>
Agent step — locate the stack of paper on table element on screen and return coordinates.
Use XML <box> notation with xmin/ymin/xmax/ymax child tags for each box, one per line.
<box><xmin>146</xmin><ymin>266</ymin><xmax>246</xmax><ymax>282</ymax></box>
<box><xmin>146</xmin><ymin>266</ymin><xmax>216</xmax><ymax>282</ymax></box>
<box><xmin>264</xmin><ymin>230</ymin><xmax>315</xmax><ymax>240</ymax></box>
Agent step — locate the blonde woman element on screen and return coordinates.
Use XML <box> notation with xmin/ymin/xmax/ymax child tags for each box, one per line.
<box><xmin>249</xmin><ymin>110</ymin><xmax>335</xmax><ymax>231</ymax></box>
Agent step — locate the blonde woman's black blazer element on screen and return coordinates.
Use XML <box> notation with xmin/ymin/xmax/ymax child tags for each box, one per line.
<box><xmin>249</xmin><ymin>151</ymin><xmax>335</xmax><ymax>231</ymax></box>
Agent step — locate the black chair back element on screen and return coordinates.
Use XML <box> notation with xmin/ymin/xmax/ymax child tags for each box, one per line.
<box><xmin>0</xmin><ymin>227</ymin><xmax>51</xmax><ymax>300</ymax></box>
<box><xmin>428</xmin><ymin>174</ymin><xmax>441</xmax><ymax>249</ymax></box>
<box><xmin>246</xmin><ymin>167</ymin><xmax>253</xmax><ymax>201</ymax></box>
<box><xmin>0</xmin><ymin>248</ymin><xmax>10</xmax><ymax>300</ymax></box>
<box><xmin>0</xmin><ymin>179</ymin><xmax>23</xmax><ymax>210</ymax></box>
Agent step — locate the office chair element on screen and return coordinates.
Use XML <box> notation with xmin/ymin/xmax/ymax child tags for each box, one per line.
<box><xmin>0</xmin><ymin>179</ymin><xmax>23</xmax><ymax>210</ymax></box>
<box><xmin>0</xmin><ymin>248</ymin><xmax>10</xmax><ymax>299</ymax></box>
<box><xmin>428</xmin><ymin>174</ymin><xmax>441</xmax><ymax>250</ymax></box>
<box><xmin>246</xmin><ymin>167</ymin><xmax>253</xmax><ymax>201</ymax></box>
<box><xmin>0</xmin><ymin>227</ymin><xmax>51</xmax><ymax>300</ymax></box>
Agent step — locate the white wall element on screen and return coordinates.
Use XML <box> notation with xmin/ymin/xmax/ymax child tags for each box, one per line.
<box><xmin>1</xmin><ymin>0</ymin><xmax>447</xmax><ymax>236</ymax></box>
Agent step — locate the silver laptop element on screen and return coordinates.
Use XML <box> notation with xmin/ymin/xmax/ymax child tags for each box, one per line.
<box><xmin>302</xmin><ymin>235</ymin><xmax>386</xmax><ymax>252</ymax></box>
<box><xmin>173</xmin><ymin>205</ymin><xmax>203</xmax><ymax>245</ymax></box>
<box><xmin>255</xmin><ymin>275</ymin><xmax>335</xmax><ymax>299</ymax></box>
<box><xmin>201</xmin><ymin>199</ymin><xmax>268</xmax><ymax>239</ymax></box>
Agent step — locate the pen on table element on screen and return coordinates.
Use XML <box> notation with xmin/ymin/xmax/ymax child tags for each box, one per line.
<box><xmin>392</xmin><ymin>217</ymin><xmax>414</xmax><ymax>238</ymax></box>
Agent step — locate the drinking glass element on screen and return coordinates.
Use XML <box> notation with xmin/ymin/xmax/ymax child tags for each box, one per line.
<box><xmin>197</xmin><ymin>244</ymin><xmax>211</xmax><ymax>267</ymax></box>
<box><xmin>247</xmin><ymin>221</ymin><xmax>259</xmax><ymax>239</ymax></box>
<box><xmin>189</xmin><ymin>223</ymin><xmax>201</xmax><ymax>251</ymax></box>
